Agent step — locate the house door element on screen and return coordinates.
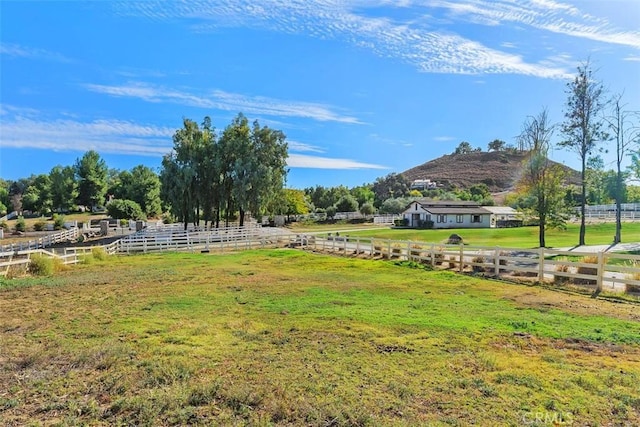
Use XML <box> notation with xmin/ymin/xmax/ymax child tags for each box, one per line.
<box><xmin>412</xmin><ymin>213</ymin><xmax>420</xmax><ymax>227</ymax></box>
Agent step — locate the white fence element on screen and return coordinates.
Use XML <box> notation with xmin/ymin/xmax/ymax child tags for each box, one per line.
<box><xmin>0</xmin><ymin>228</ymin><xmax>80</xmax><ymax>253</ymax></box>
<box><xmin>299</xmin><ymin>235</ymin><xmax>640</xmax><ymax>294</ymax></box>
<box><xmin>2</xmin><ymin>225</ymin><xmax>639</xmax><ymax>295</ymax></box>
<box><xmin>575</xmin><ymin>203</ymin><xmax>640</xmax><ymax>222</ymax></box>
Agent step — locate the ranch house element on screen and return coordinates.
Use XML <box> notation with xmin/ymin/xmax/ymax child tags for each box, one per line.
<box><xmin>402</xmin><ymin>200</ymin><xmax>492</xmax><ymax>229</ymax></box>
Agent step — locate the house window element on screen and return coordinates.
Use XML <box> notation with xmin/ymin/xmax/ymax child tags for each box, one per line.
<box><xmin>456</xmin><ymin>214</ymin><xmax>463</xmax><ymax>223</ymax></box>
<box><xmin>415</xmin><ymin>204</ymin><xmax>418</xmax><ymax>211</ymax></box>
<box><xmin>437</xmin><ymin>214</ymin><xmax>446</xmax><ymax>223</ymax></box>
<box><xmin>472</xmin><ymin>215</ymin><xmax>482</xmax><ymax>223</ymax></box>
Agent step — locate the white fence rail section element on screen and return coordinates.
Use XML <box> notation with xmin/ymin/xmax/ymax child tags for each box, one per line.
<box><xmin>0</xmin><ymin>228</ymin><xmax>80</xmax><ymax>253</ymax></box>
<box><xmin>575</xmin><ymin>203</ymin><xmax>640</xmax><ymax>222</ymax></box>
<box><xmin>298</xmin><ymin>235</ymin><xmax>640</xmax><ymax>294</ymax></box>
<box><xmin>116</xmin><ymin>224</ymin><xmax>270</xmax><ymax>254</ymax></box>
<box><xmin>2</xmin><ymin>225</ymin><xmax>639</xmax><ymax>294</ymax></box>
<box><xmin>373</xmin><ymin>214</ymin><xmax>402</xmax><ymax>224</ymax></box>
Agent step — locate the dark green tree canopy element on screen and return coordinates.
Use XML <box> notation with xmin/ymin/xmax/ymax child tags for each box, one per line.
<box><xmin>75</xmin><ymin>150</ymin><xmax>108</xmax><ymax>209</ymax></box>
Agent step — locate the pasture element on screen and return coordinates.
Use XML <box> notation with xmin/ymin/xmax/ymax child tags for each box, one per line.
<box><xmin>1</xmin><ymin>250</ymin><xmax>639</xmax><ymax>425</ymax></box>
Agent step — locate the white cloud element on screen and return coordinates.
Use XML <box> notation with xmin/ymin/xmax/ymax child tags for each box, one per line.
<box><xmin>425</xmin><ymin>0</ymin><xmax>640</xmax><ymax>49</ymax></box>
<box><xmin>1</xmin><ymin>111</ymin><xmax>174</xmax><ymax>157</ymax></box>
<box><xmin>287</xmin><ymin>140</ymin><xmax>325</xmax><ymax>153</ymax></box>
<box><xmin>115</xmin><ymin>0</ymin><xmax>571</xmax><ymax>78</ymax></box>
<box><xmin>84</xmin><ymin>81</ymin><xmax>362</xmax><ymax>124</ymax></box>
<box><xmin>287</xmin><ymin>153</ymin><xmax>387</xmax><ymax>169</ymax></box>
<box><xmin>1</xmin><ymin>107</ymin><xmax>382</xmax><ymax>170</ymax></box>
<box><xmin>0</xmin><ymin>43</ymin><xmax>73</xmax><ymax>62</ymax></box>
<box><xmin>433</xmin><ymin>135</ymin><xmax>456</xmax><ymax>141</ymax></box>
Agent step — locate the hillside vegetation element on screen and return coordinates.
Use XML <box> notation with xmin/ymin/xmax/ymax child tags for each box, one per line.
<box><xmin>402</xmin><ymin>151</ymin><xmax>580</xmax><ymax>193</ymax></box>
<box><xmin>1</xmin><ymin>250</ymin><xmax>639</xmax><ymax>425</ymax></box>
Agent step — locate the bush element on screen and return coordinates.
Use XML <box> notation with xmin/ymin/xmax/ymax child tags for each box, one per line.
<box><xmin>92</xmin><ymin>247</ymin><xmax>108</xmax><ymax>261</ymax></box>
<box><xmin>393</xmin><ymin>218</ymin><xmax>409</xmax><ymax>227</ymax></box>
<box><xmin>0</xmin><ymin>220</ymin><xmax>8</xmax><ymax>231</ymax></box>
<box><xmin>15</xmin><ymin>216</ymin><xmax>26</xmax><ymax>232</ymax></box>
<box><xmin>325</xmin><ymin>206</ymin><xmax>337</xmax><ymax>220</ymax></box>
<box><xmin>33</xmin><ymin>220</ymin><xmax>46</xmax><ymax>231</ymax></box>
<box><xmin>472</xmin><ymin>255</ymin><xmax>486</xmax><ymax>273</ymax></box>
<box><xmin>107</xmin><ymin>199</ymin><xmax>146</xmax><ymax>221</ymax></box>
<box><xmin>53</xmin><ymin>214</ymin><xmax>65</xmax><ymax>230</ymax></box>
<box><xmin>28</xmin><ymin>254</ymin><xmax>54</xmax><ymax>276</ymax></box>
<box><xmin>554</xmin><ymin>263</ymin><xmax>571</xmax><ymax>284</ymax></box>
<box><xmin>576</xmin><ymin>256</ymin><xmax>598</xmax><ymax>285</ymax></box>
<box><xmin>418</xmin><ymin>219</ymin><xmax>434</xmax><ymax>229</ymax></box>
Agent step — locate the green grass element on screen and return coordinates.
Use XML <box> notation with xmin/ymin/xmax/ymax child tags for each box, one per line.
<box><xmin>344</xmin><ymin>222</ymin><xmax>640</xmax><ymax>248</ymax></box>
<box><xmin>1</xmin><ymin>250</ymin><xmax>639</xmax><ymax>425</ymax></box>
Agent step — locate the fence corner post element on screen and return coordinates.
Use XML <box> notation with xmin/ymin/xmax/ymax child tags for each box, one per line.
<box><xmin>459</xmin><ymin>243</ymin><xmax>464</xmax><ymax>273</ymax></box>
<box><xmin>595</xmin><ymin>251</ymin><xmax>604</xmax><ymax>294</ymax></box>
<box><xmin>538</xmin><ymin>247</ymin><xmax>545</xmax><ymax>283</ymax></box>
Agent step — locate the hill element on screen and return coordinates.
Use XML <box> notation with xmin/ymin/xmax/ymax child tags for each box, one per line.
<box><xmin>402</xmin><ymin>151</ymin><xmax>580</xmax><ymax>193</ymax></box>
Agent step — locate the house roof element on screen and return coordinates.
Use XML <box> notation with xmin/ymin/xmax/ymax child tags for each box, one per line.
<box><xmin>405</xmin><ymin>199</ymin><xmax>482</xmax><ymax>211</ymax></box>
<box><xmin>482</xmin><ymin>206</ymin><xmax>518</xmax><ymax>214</ymax></box>
<box><xmin>425</xmin><ymin>207</ymin><xmax>491</xmax><ymax>215</ymax></box>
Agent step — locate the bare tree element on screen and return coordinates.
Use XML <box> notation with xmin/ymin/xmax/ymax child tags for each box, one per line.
<box><xmin>558</xmin><ymin>59</ymin><xmax>607</xmax><ymax>246</ymax></box>
<box><xmin>516</xmin><ymin>109</ymin><xmax>567</xmax><ymax>248</ymax></box>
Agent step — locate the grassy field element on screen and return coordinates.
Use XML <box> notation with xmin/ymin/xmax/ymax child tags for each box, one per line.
<box><xmin>339</xmin><ymin>222</ymin><xmax>640</xmax><ymax>249</ymax></box>
<box><xmin>1</xmin><ymin>250</ymin><xmax>639</xmax><ymax>426</ymax></box>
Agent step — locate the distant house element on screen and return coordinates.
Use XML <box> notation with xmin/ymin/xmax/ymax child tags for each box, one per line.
<box><xmin>482</xmin><ymin>206</ymin><xmax>522</xmax><ymax>228</ymax></box>
<box><xmin>410</xmin><ymin>179</ymin><xmax>437</xmax><ymax>190</ymax></box>
<box><xmin>402</xmin><ymin>200</ymin><xmax>492</xmax><ymax>229</ymax></box>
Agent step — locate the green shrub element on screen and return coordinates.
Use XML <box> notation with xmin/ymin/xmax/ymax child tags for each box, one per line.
<box><xmin>91</xmin><ymin>247</ymin><xmax>108</xmax><ymax>261</ymax></box>
<box><xmin>53</xmin><ymin>214</ymin><xmax>65</xmax><ymax>230</ymax></box>
<box><xmin>107</xmin><ymin>199</ymin><xmax>146</xmax><ymax>220</ymax></box>
<box><xmin>15</xmin><ymin>216</ymin><xmax>26</xmax><ymax>232</ymax></box>
<box><xmin>33</xmin><ymin>220</ymin><xmax>46</xmax><ymax>231</ymax></box>
<box><xmin>0</xmin><ymin>220</ymin><xmax>8</xmax><ymax>231</ymax></box>
<box><xmin>80</xmin><ymin>254</ymin><xmax>95</xmax><ymax>265</ymax></box>
<box><xmin>28</xmin><ymin>254</ymin><xmax>54</xmax><ymax>276</ymax></box>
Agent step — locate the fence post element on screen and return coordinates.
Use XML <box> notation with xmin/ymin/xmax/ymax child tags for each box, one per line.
<box><xmin>538</xmin><ymin>247</ymin><xmax>545</xmax><ymax>282</ymax></box>
<box><xmin>430</xmin><ymin>243</ymin><xmax>435</xmax><ymax>267</ymax></box>
<box><xmin>459</xmin><ymin>243</ymin><xmax>464</xmax><ymax>273</ymax></box>
<box><xmin>494</xmin><ymin>247</ymin><xmax>500</xmax><ymax>276</ymax></box>
<box><xmin>595</xmin><ymin>251</ymin><xmax>604</xmax><ymax>294</ymax></box>
<box><xmin>407</xmin><ymin>241</ymin><xmax>411</xmax><ymax>261</ymax></box>
<box><xmin>387</xmin><ymin>240</ymin><xmax>391</xmax><ymax>259</ymax></box>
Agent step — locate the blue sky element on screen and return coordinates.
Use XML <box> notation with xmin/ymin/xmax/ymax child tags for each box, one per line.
<box><xmin>1</xmin><ymin>1</ymin><xmax>639</xmax><ymax>189</ymax></box>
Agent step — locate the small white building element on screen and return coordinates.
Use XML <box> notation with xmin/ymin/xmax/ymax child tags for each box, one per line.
<box><xmin>402</xmin><ymin>200</ymin><xmax>492</xmax><ymax>229</ymax></box>
<box><xmin>482</xmin><ymin>206</ymin><xmax>522</xmax><ymax>228</ymax></box>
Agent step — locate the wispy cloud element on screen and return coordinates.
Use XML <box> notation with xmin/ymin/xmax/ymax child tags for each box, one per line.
<box><xmin>287</xmin><ymin>154</ymin><xmax>387</xmax><ymax>170</ymax></box>
<box><xmin>84</xmin><ymin>81</ymin><xmax>362</xmax><ymax>124</ymax></box>
<box><xmin>115</xmin><ymin>0</ymin><xmax>572</xmax><ymax>78</ymax></box>
<box><xmin>433</xmin><ymin>135</ymin><xmax>456</xmax><ymax>141</ymax></box>
<box><xmin>2</xmin><ymin>106</ymin><xmax>382</xmax><ymax>170</ymax></box>
<box><xmin>0</xmin><ymin>43</ymin><xmax>74</xmax><ymax>62</ymax></box>
<box><xmin>1</xmin><ymin>109</ymin><xmax>174</xmax><ymax>157</ymax></box>
<box><xmin>426</xmin><ymin>0</ymin><xmax>640</xmax><ymax>49</ymax></box>
<box><xmin>288</xmin><ymin>140</ymin><xmax>325</xmax><ymax>153</ymax></box>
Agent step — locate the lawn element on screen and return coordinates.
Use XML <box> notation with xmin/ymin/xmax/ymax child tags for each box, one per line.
<box><xmin>343</xmin><ymin>222</ymin><xmax>640</xmax><ymax>248</ymax></box>
<box><xmin>1</xmin><ymin>250</ymin><xmax>639</xmax><ymax>425</ymax></box>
